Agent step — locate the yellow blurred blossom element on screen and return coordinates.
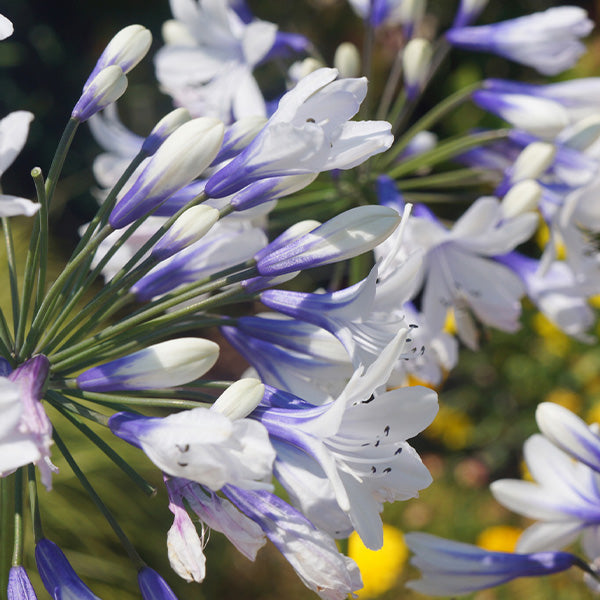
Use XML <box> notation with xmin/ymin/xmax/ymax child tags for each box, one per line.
<box><xmin>519</xmin><ymin>459</ymin><xmax>533</xmax><ymax>482</ymax></box>
<box><xmin>424</xmin><ymin>404</ymin><xmax>473</xmax><ymax>450</ymax></box>
<box><xmin>543</xmin><ymin>388</ymin><xmax>582</xmax><ymax>414</ymax></box>
<box><xmin>348</xmin><ymin>524</ymin><xmax>408</xmax><ymax>598</ymax></box>
<box><xmin>532</xmin><ymin>313</ymin><xmax>571</xmax><ymax>357</ymax></box>
<box><xmin>476</xmin><ymin>525</ymin><xmax>523</xmax><ymax>553</ymax></box>
<box><xmin>443</xmin><ymin>308</ymin><xmax>456</xmax><ymax>335</ymax></box>
<box><xmin>587</xmin><ymin>402</ymin><xmax>600</xmax><ymax>426</ymax></box>
<box><xmin>535</xmin><ymin>222</ymin><xmax>565</xmax><ymax>259</ymax></box>
<box><xmin>406</xmin><ymin>374</ymin><xmax>438</xmax><ymax>391</ymax></box>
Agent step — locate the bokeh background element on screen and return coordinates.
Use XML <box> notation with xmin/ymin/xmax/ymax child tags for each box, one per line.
<box><xmin>1</xmin><ymin>0</ymin><xmax>600</xmax><ymax>598</ymax></box>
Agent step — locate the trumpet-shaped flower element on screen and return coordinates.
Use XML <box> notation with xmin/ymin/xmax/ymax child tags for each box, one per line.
<box><xmin>224</xmin><ymin>485</ymin><xmax>362</xmax><ymax>600</ymax></box>
<box><xmin>405</xmin><ymin>532</ymin><xmax>579</xmax><ymax>596</ymax></box>
<box><xmin>138</xmin><ymin>568</ymin><xmax>179</xmax><ymax>600</ymax></box>
<box><xmin>491</xmin><ymin>433</ymin><xmax>600</xmax><ymax>553</ymax></box>
<box><xmin>446</xmin><ymin>7</ymin><xmax>593</xmax><ymax>76</ymax></box>
<box><xmin>0</xmin><ymin>356</ymin><xmax>56</xmax><ymax>490</ymax></box>
<box><xmin>205</xmin><ymin>68</ymin><xmax>393</xmax><ymax>198</ymax></box>
<box><xmin>109</xmin><ymin>382</ymin><xmax>275</xmax><ymax>491</ymax></box>
<box><xmin>155</xmin><ymin>0</ymin><xmax>305</xmax><ymax>122</ymax></box>
<box><xmin>254</xmin><ymin>333</ymin><xmax>438</xmax><ymax>549</ymax></box>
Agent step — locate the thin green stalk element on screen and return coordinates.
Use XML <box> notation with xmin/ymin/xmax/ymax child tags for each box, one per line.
<box><xmin>22</xmin><ymin>225</ymin><xmax>113</xmax><ymax>356</ymax></box>
<box><xmin>396</xmin><ymin>168</ymin><xmax>500</xmax><ymax>190</ymax></box>
<box><xmin>381</xmin><ymin>81</ymin><xmax>482</xmax><ymax>167</ymax></box>
<box><xmin>53</xmin><ymin>430</ymin><xmax>145</xmax><ymax>568</ymax></box>
<box><xmin>46</xmin><ymin>392</ymin><xmax>156</xmax><ymax>496</ymax></box>
<box><xmin>32</xmin><ymin>168</ymin><xmax>49</xmax><ymax>313</ymax></box>
<box><xmin>50</xmin><ymin>314</ymin><xmax>229</xmax><ymax>375</ymax></box>
<box><xmin>27</xmin><ymin>465</ymin><xmax>43</xmax><ymax>542</ymax></box>
<box><xmin>43</xmin><ymin>192</ymin><xmax>210</xmax><ymax>353</ymax></box>
<box><xmin>359</xmin><ymin>21</ymin><xmax>375</xmax><ymax>119</ymax></box>
<box><xmin>0</xmin><ymin>304</ymin><xmax>13</xmax><ymax>348</ymax></box>
<box><xmin>2</xmin><ymin>217</ymin><xmax>20</xmax><ymax>335</ymax></box>
<box><xmin>60</xmin><ymin>389</ymin><xmax>213</xmax><ymax>410</ymax></box>
<box><xmin>376</xmin><ymin>48</ymin><xmax>405</xmax><ymax>121</ymax></box>
<box><xmin>48</xmin><ymin>266</ymin><xmax>256</xmax><ymax>368</ymax></box>
<box><xmin>44</xmin><ymin>118</ymin><xmax>79</xmax><ymax>207</ymax></box>
<box><xmin>74</xmin><ymin>150</ymin><xmax>147</xmax><ymax>257</ymax></box>
<box><xmin>388</xmin><ymin>129</ymin><xmax>510</xmax><ymax>180</ymax></box>
<box><xmin>12</xmin><ymin>469</ymin><xmax>23</xmax><ymax>567</ymax></box>
<box><xmin>0</xmin><ymin>475</ymin><xmax>13</xmax><ymax>593</ymax></box>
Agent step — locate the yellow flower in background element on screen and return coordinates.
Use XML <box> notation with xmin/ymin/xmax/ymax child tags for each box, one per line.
<box><xmin>535</xmin><ymin>222</ymin><xmax>565</xmax><ymax>259</ymax></box>
<box><xmin>348</xmin><ymin>524</ymin><xmax>408</xmax><ymax>598</ymax></box>
<box><xmin>543</xmin><ymin>388</ymin><xmax>582</xmax><ymax>415</ymax></box>
<box><xmin>587</xmin><ymin>402</ymin><xmax>600</xmax><ymax>426</ymax></box>
<box><xmin>532</xmin><ymin>313</ymin><xmax>571</xmax><ymax>357</ymax></box>
<box><xmin>476</xmin><ymin>525</ymin><xmax>523</xmax><ymax>553</ymax></box>
<box><xmin>443</xmin><ymin>308</ymin><xmax>456</xmax><ymax>335</ymax></box>
<box><xmin>424</xmin><ymin>405</ymin><xmax>473</xmax><ymax>450</ymax></box>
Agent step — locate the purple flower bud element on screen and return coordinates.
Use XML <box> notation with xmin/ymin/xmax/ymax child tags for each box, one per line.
<box><xmin>35</xmin><ymin>539</ymin><xmax>101</xmax><ymax>599</ymax></box>
<box><xmin>72</xmin><ymin>66</ymin><xmax>128</xmax><ymax>123</ymax></box>
<box><xmin>138</xmin><ymin>568</ymin><xmax>179</xmax><ymax>600</ymax></box>
<box><xmin>8</xmin><ymin>566</ymin><xmax>38</xmax><ymax>600</ymax></box>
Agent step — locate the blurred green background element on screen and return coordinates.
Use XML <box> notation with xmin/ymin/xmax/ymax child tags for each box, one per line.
<box><xmin>1</xmin><ymin>0</ymin><xmax>600</xmax><ymax>598</ymax></box>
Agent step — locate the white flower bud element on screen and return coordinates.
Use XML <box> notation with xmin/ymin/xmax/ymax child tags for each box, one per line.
<box><xmin>214</xmin><ymin>116</ymin><xmax>268</xmax><ymax>164</ymax></box>
<box><xmin>402</xmin><ymin>38</ymin><xmax>433</xmax><ymax>98</ymax></box>
<box><xmin>110</xmin><ymin>117</ymin><xmax>225</xmax><ymax>228</ymax></box>
<box><xmin>76</xmin><ymin>338</ymin><xmax>220</xmax><ymax>391</ymax></box>
<box><xmin>152</xmin><ymin>205</ymin><xmax>220</xmax><ymax>261</ymax></box>
<box><xmin>72</xmin><ymin>65</ymin><xmax>128</xmax><ymax>122</ymax></box>
<box><xmin>511</xmin><ymin>142</ymin><xmax>556</xmax><ymax>182</ymax></box>
<box><xmin>211</xmin><ymin>379</ymin><xmax>265</xmax><ymax>420</ymax></box>
<box><xmin>0</xmin><ymin>14</ymin><xmax>13</xmax><ymax>40</ymax></box>
<box><xmin>143</xmin><ymin>108</ymin><xmax>192</xmax><ymax>155</ymax></box>
<box><xmin>162</xmin><ymin>19</ymin><xmax>196</xmax><ymax>46</ymax></box>
<box><xmin>501</xmin><ymin>179</ymin><xmax>542</xmax><ymax>219</ymax></box>
<box><xmin>288</xmin><ymin>58</ymin><xmax>324</xmax><ymax>84</ymax></box>
<box><xmin>97</xmin><ymin>24</ymin><xmax>152</xmax><ymax>75</ymax></box>
<box><xmin>333</xmin><ymin>43</ymin><xmax>361</xmax><ymax>79</ymax></box>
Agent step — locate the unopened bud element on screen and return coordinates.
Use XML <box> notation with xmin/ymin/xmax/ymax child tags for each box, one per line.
<box><xmin>402</xmin><ymin>38</ymin><xmax>433</xmax><ymax>99</ymax></box>
<box><xmin>288</xmin><ymin>58</ymin><xmax>324</xmax><ymax>83</ymax></box>
<box><xmin>110</xmin><ymin>117</ymin><xmax>225</xmax><ymax>228</ymax></box>
<box><xmin>213</xmin><ymin>116</ymin><xmax>268</xmax><ymax>165</ymax></box>
<box><xmin>334</xmin><ymin>43</ymin><xmax>361</xmax><ymax>78</ymax></box>
<box><xmin>76</xmin><ymin>338</ymin><xmax>220</xmax><ymax>392</ymax></box>
<box><xmin>501</xmin><ymin>179</ymin><xmax>541</xmax><ymax>219</ymax></box>
<box><xmin>256</xmin><ymin>206</ymin><xmax>400</xmax><ymax>276</ymax></box>
<box><xmin>162</xmin><ymin>19</ymin><xmax>196</xmax><ymax>46</ymax></box>
<box><xmin>142</xmin><ymin>108</ymin><xmax>192</xmax><ymax>155</ymax></box>
<box><xmin>511</xmin><ymin>142</ymin><xmax>556</xmax><ymax>182</ymax></box>
<box><xmin>453</xmin><ymin>0</ymin><xmax>489</xmax><ymax>28</ymax></box>
<box><xmin>152</xmin><ymin>205</ymin><xmax>220</xmax><ymax>261</ymax></box>
<box><xmin>211</xmin><ymin>379</ymin><xmax>265</xmax><ymax>420</ymax></box>
<box><xmin>84</xmin><ymin>24</ymin><xmax>152</xmax><ymax>89</ymax></box>
<box><xmin>72</xmin><ymin>65</ymin><xmax>128</xmax><ymax>122</ymax></box>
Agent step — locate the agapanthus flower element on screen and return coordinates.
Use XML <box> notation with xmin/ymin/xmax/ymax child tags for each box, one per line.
<box><xmin>0</xmin><ymin>356</ymin><xmax>56</xmax><ymax>490</ymax></box>
<box><xmin>205</xmin><ymin>68</ymin><xmax>393</xmax><ymax>198</ymax></box>
<box><xmin>405</xmin><ymin>532</ymin><xmax>580</xmax><ymax>596</ymax></box>
<box><xmin>447</xmin><ymin>7</ymin><xmax>593</xmax><ymax>76</ymax></box>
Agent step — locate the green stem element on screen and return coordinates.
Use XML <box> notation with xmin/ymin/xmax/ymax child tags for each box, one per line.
<box><xmin>46</xmin><ymin>392</ymin><xmax>156</xmax><ymax>496</ymax></box>
<box><xmin>42</xmin><ymin>192</ymin><xmax>209</xmax><ymax>354</ymax></box>
<box><xmin>27</xmin><ymin>465</ymin><xmax>43</xmax><ymax>542</ymax></box>
<box><xmin>376</xmin><ymin>48</ymin><xmax>405</xmax><ymax>121</ymax></box>
<box><xmin>12</xmin><ymin>469</ymin><xmax>23</xmax><ymax>567</ymax></box>
<box><xmin>2</xmin><ymin>217</ymin><xmax>20</xmax><ymax>335</ymax></box>
<box><xmin>48</xmin><ymin>265</ymin><xmax>255</xmax><ymax>368</ymax></box>
<box><xmin>382</xmin><ymin>81</ymin><xmax>482</xmax><ymax>168</ymax></box>
<box><xmin>32</xmin><ymin>168</ymin><xmax>49</xmax><ymax>313</ymax></box>
<box><xmin>0</xmin><ymin>475</ymin><xmax>13</xmax><ymax>593</ymax></box>
<box><xmin>388</xmin><ymin>129</ymin><xmax>510</xmax><ymax>180</ymax></box>
<box><xmin>60</xmin><ymin>388</ymin><xmax>213</xmax><ymax>410</ymax></box>
<box><xmin>22</xmin><ymin>225</ymin><xmax>113</xmax><ymax>357</ymax></box>
<box><xmin>44</xmin><ymin>118</ymin><xmax>79</xmax><ymax>207</ymax></box>
<box><xmin>396</xmin><ymin>168</ymin><xmax>500</xmax><ymax>190</ymax></box>
<box><xmin>53</xmin><ymin>430</ymin><xmax>145</xmax><ymax>568</ymax></box>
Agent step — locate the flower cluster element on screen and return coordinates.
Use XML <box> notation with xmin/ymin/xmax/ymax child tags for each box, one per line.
<box><xmin>0</xmin><ymin>0</ymin><xmax>599</xmax><ymax>598</ymax></box>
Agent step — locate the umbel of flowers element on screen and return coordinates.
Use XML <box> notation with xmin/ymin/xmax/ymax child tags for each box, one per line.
<box><xmin>1</xmin><ymin>0</ymin><xmax>600</xmax><ymax>598</ymax></box>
